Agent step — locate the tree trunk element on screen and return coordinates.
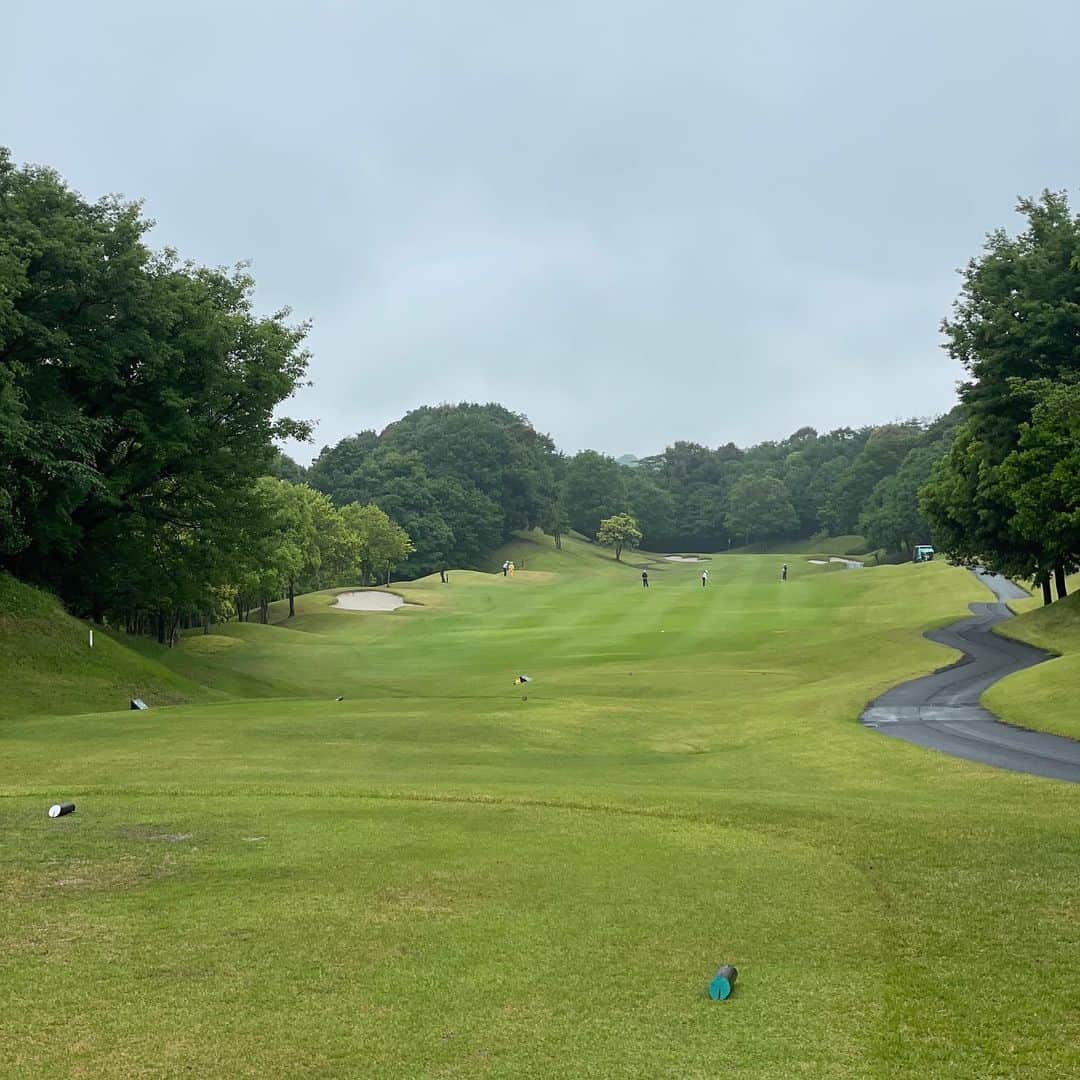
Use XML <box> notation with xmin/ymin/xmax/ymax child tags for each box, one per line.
<box><xmin>1055</xmin><ymin>563</ymin><xmax>1068</xmax><ymax>600</ymax></box>
<box><xmin>615</xmin><ymin>543</ymin><xmax>622</xmax><ymax>561</ymax></box>
<box><xmin>554</xmin><ymin>531</ymin><xmax>562</xmax><ymax>550</ymax></box>
<box><xmin>1042</xmin><ymin>577</ymin><xmax>1053</xmax><ymax>606</ymax></box>
<box><xmin>203</xmin><ymin>613</ymin><xmax>210</xmax><ymax>635</ymax></box>
<box><xmin>288</xmin><ymin>576</ymin><xmax>295</xmax><ymax>618</ymax></box>
<box><xmin>259</xmin><ymin>599</ymin><xmax>269</xmax><ymax>624</ymax></box>
<box><xmin>156</xmin><ymin>609</ymin><xmax>166</xmax><ymax>645</ymax></box>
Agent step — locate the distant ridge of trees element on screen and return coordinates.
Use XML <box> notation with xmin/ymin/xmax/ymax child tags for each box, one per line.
<box><xmin>301</xmin><ymin>405</ymin><xmax>961</xmax><ymax>573</ymax></box>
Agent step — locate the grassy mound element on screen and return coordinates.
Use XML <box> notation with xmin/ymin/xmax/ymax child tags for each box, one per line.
<box><xmin>484</xmin><ymin>528</ymin><xmax>654</xmax><ymax>572</ymax></box>
<box><xmin>0</xmin><ymin>574</ymin><xmax>214</xmax><ymax>718</ymax></box>
<box><xmin>986</xmin><ymin>588</ymin><xmax>1080</xmax><ymax>740</ymax></box>
<box><xmin>2</xmin><ymin>558</ymin><xmax>1078</xmax><ymax>1077</ymax></box>
<box><xmin>1007</xmin><ymin>571</ymin><xmax>1080</xmax><ymax>614</ymax></box>
<box><xmin>727</xmin><ymin>533</ymin><xmax>869</xmax><ymax>556</ymax></box>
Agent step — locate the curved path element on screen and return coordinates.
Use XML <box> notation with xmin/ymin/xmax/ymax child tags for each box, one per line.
<box><xmin>860</xmin><ymin>570</ymin><xmax>1080</xmax><ymax>783</ymax></box>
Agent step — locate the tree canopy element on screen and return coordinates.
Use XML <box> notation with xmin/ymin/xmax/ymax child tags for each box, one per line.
<box><xmin>724</xmin><ymin>475</ymin><xmax>798</xmax><ymax>546</ymax></box>
<box><xmin>0</xmin><ymin>147</ymin><xmax>311</xmax><ymax>628</ymax></box>
<box><xmin>921</xmin><ymin>191</ymin><xmax>1080</xmax><ymax>598</ymax></box>
<box><xmin>308</xmin><ymin>403</ymin><xmax>557</xmax><ymax>574</ymax></box>
<box><xmin>596</xmin><ymin>513</ymin><xmax>642</xmax><ymax>561</ymax></box>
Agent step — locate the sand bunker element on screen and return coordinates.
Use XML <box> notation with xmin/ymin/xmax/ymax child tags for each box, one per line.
<box><xmin>664</xmin><ymin>555</ymin><xmax>703</xmax><ymax>562</ymax></box>
<box><xmin>334</xmin><ymin>591</ymin><xmax>405</xmax><ymax>611</ymax></box>
<box><xmin>828</xmin><ymin>557</ymin><xmax>864</xmax><ymax>569</ymax></box>
<box><xmin>807</xmin><ymin>559</ymin><xmax>828</xmax><ymax>564</ymax></box>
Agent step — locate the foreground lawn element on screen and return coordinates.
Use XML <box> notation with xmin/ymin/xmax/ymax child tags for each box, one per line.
<box><xmin>2</xmin><ymin>553</ymin><xmax>1079</xmax><ymax>1077</ymax></box>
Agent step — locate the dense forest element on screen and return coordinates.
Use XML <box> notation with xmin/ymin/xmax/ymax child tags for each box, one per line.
<box><xmin>300</xmin><ymin>406</ymin><xmax>960</xmax><ymax>574</ymax></box>
<box><xmin>3</xmin><ymin>150</ymin><xmax>1076</xmax><ymax>640</ymax></box>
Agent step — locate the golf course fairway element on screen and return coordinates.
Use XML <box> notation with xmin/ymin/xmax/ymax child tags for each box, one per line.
<box><xmin>2</xmin><ymin>546</ymin><xmax>1078</xmax><ymax>1078</ymax></box>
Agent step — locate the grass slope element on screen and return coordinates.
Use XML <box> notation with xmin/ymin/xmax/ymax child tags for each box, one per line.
<box><xmin>2</xmin><ymin>558</ymin><xmax>1079</xmax><ymax>1078</ymax></box>
<box><xmin>1007</xmin><ymin>571</ymin><xmax>1080</xmax><ymax>614</ymax></box>
<box><xmin>485</xmin><ymin>528</ymin><xmax>659</xmax><ymax>573</ymax></box>
<box><xmin>0</xmin><ymin>574</ymin><xmax>215</xmax><ymax>717</ymax></box>
<box><xmin>986</xmin><ymin>588</ymin><xmax>1080</xmax><ymax>740</ymax></box>
<box><xmin>726</xmin><ymin>533</ymin><xmax>868</xmax><ymax>556</ymax></box>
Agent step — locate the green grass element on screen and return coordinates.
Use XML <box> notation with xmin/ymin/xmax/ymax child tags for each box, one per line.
<box><xmin>485</xmin><ymin>528</ymin><xmax>662</xmax><ymax>572</ymax></box>
<box><xmin>2</xmin><ymin>557</ymin><xmax>1079</xmax><ymax>1077</ymax></box>
<box><xmin>0</xmin><ymin>573</ymin><xmax>216</xmax><ymax>716</ymax></box>
<box><xmin>726</xmin><ymin>533</ymin><xmax>869</xmax><ymax>556</ymax></box>
<box><xmin>1006</xmin><ymin>571</ymin><xmax>1080</xmax><ymax>614</ymax></box>
<box><xmin>986</xmin><ymin>586</ymin><xmax>1080</xmax><ymax>741</ymax></box>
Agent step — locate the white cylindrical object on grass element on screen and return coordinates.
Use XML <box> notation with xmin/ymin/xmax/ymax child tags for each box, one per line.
<box><xmin>48</xmin><ymin>802</ymin><xmax>76</xmax><ymax>818</ymax></box>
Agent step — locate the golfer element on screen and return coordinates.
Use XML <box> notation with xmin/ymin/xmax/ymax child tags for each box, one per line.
<box><xmin>701</xmin><ymin>570</ymin><xmax>709</xmax><ymax>587</ymax></box>
<box><xmin>641</xmin><ymin>569</ymin><xmax>649</xmax><ymax>589</ymax></box>
<box><xmin>781</xmin><ymin>563</ymin><xmax>788</xmax><ymax>582</ymax></box>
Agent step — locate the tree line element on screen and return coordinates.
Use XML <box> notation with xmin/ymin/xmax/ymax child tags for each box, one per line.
<box><xmin>299</xmin><ymin>406</ymin><xmax>957</xmax><ymax>571</ymax></box>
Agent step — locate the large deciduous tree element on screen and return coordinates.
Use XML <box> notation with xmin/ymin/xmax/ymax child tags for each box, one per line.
<box><xmin>596</xmin><ymin>512</ymin><xmax>642</xmax><ymax>561</ymax></box>
<box><xmin>999</xmin><ymin>379</ymin><xmax>1080</xmax><ymax>598</ymax></box>
<box><xmin>0</xmin><ymin>148</ymin><xmax>311</xmax><ymax>623</ymax></box>
<box><xmin>921</xmin><ymin>191</ymin><xmax>1080</xmax><ymax>596</ymax></box>
<box><xmin>339</xmin><ymin>502</ymin><xmax>415</xmax><ymax>585</ymax></box>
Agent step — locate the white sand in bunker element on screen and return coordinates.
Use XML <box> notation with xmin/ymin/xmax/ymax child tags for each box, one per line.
<box><xmin>333</xmin><ymin>591</ymin><xmax>406</xmax><ymax>611</ymax></box>
<box><xmin>664</xmin><ymin>555</ymin><xmax>702</xmax><ymax>562</ymax></box>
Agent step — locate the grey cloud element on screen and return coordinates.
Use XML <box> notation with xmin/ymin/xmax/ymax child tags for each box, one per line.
<box><xmin>5</xmin><ymin>0</ymin><xmax>1079</xmax><ymax>460</ymax></box>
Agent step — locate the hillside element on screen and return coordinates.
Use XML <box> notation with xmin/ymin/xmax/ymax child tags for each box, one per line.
<box><xmin>485</xmin><ymin>528</ymin><xmax>658</xmax><ymax>573</ymax></box>
<box><xmin>725</xmin><ymin>533</ymin><xmax>869</xmax><ymax>556</ymax></box>
<box><xmin>1007</xmin><ymin>571</ymin><xmax>1080</xmax><ymax>614</ymax></box>
<box><xmin>986</xmin><ymin>589</ymin><xmax>1080</xmax><ymax>740</ymax></box>
<box><xmin>0</xmin><ymin>574</ymin><xmax>217</xmax><ymax>719</ymax></box>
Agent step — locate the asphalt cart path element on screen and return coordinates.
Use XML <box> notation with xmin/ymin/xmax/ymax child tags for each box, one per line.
<box><xmin>861</xmin><ymin>570</ymin><xmax>1080</xmax><ymax>783</ymax></box>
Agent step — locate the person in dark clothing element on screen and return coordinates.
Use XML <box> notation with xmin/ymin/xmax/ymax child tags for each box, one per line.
<box><xmin>781</xmin><ymin>563</ymin><xmax>788</xmax><ymax>582</ymax></box>
<box><xmin>641</xmin><ymin>569</ymin><xmax>649</xmax><ymax>589</ymax></box>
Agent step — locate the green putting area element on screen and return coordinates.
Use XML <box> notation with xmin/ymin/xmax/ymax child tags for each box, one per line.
<box><xmin>2</xmin><ymin>547</ymin><xmax>1079</xmax><ymax>1078</ymax></box>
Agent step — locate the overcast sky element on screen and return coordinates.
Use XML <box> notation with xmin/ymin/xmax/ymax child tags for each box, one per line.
<box><xmin>6</xmin><ymin>1</ymin><xmax>1080</xmax><ymax>462</ymax></box>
